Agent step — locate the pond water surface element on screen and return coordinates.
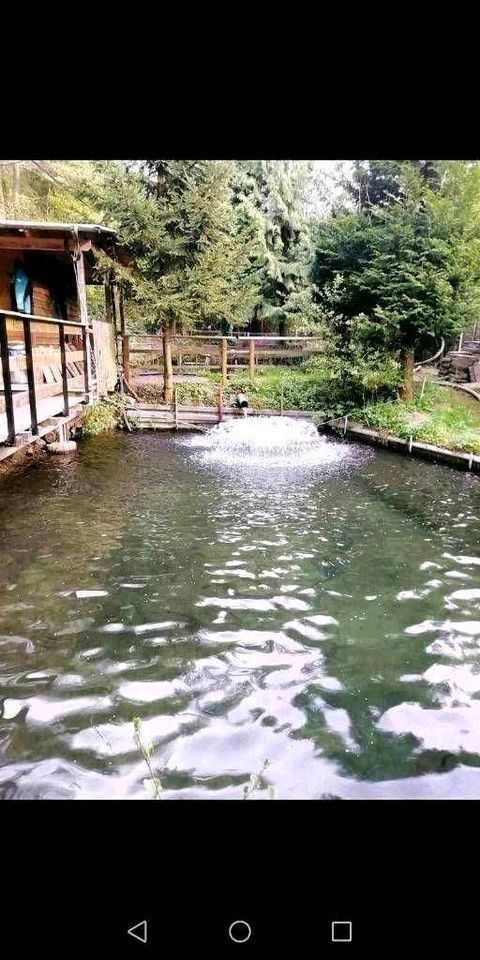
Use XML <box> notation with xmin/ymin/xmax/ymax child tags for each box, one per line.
<box><xmin>1</xmin><ymin>429</ymin><xmax>480</xmax><ymax>799</ymax></box>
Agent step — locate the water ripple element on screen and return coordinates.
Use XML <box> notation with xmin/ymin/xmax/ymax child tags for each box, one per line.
<box><xmin>1</xmin><ymin>431</ymin><xmax>480</xmax><ymax>798</ymax></box>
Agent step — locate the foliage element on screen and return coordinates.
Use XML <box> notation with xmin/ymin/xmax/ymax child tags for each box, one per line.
<box><xmin>234</xmin><ymin>161</ymin><xmax>323</xmax><ymax>334</ymax></box>
<box><xmin>83</xmin><ymin>396</ymin><xmax>126</xmax><ymax>436</ymax></box>
<box><xmin>0</xmin><ymin>160</ymin><xmax>102</xmax><ymax>222</ymax></box>
<box><xmin>311</xmin><ymin>161</ymin><xmax>480</xmax><ymax>389</ymax></box>
<box><xmin>351</xmin><ymin>382</ymin><xmax>480</xmax><ymax>454</ymax></box>
<box><xmin>146</xmin><ymin>360</ymin><xmax>399</xmax><ymax>416</ymax></box>
<box><xmin>87</xmin><ymin>160</ymin><xmax>260</xmax><ymax>334</ymax></box>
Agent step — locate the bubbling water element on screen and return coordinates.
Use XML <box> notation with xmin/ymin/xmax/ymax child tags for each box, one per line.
<box><xmin>186</xmin><ymin>415</ymin><xmax>351</xmax><ymax>467</ymax></box>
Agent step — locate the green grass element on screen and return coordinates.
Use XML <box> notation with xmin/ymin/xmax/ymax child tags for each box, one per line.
<box><xmin>165</xmin><ymin>366</ymin><xmax>348</xmax><ymax>415</ymax></box>
<box><xmin>351</xmin><ymin>382</ymin><xmax>480</xmax><ymax>454</ymax></box>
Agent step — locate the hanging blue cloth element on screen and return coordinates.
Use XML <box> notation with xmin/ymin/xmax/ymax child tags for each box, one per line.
<box><xmin>11</xmin><ymin>260</ymin><xmax>32</xmax><ymax>314</ymax></box>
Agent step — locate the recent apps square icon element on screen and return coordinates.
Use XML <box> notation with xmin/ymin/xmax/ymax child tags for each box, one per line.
<box><xmin>332</xmin><ymin>921</ymin><xmax>352</xmax><ymax>942</ymax></box>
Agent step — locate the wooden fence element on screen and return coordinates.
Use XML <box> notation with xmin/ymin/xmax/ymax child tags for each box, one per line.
<box><xmin>126</xmin><ymin>334</ymin><xmax>323</xmax><ymax>383</ymax></box>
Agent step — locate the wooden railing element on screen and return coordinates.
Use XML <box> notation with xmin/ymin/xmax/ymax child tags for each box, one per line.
<box><xmin>0</xmin><ymin>309</ymin><xmax>92</xmax><ymax>445</ymax></box>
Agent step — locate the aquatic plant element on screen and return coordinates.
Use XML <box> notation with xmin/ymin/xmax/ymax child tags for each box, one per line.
<box><xmin>132</xmin><ymin>717</ymin><xmax>163</xmax><ymax>800</ymax></box>
<box><xmin>242</xmin><ymin>759</ymin><xmax>275</xmax><ymax>799</ymax></box>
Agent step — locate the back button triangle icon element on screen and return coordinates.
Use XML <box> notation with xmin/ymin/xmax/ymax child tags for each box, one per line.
<box><xmin>128</xmin><ymin>920</ymin><xmax>148</xmax><ymax>944</ymax></box>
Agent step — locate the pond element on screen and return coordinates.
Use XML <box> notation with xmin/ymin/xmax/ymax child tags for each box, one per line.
<box><xmin>1</xmin><ymin>423</ymin><xmax>480</xmax><ymax>799</ymax></box>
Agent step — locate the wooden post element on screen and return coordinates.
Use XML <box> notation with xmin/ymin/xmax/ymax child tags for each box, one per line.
<box><xmin>221</xmin><ymin>337</ymin><xmax>228</xmax><ymax>386</ymax></box>
<box><xmin>218</xmin><ymin>385</ymin><xmax>224</xmax><ymax>422</ymax></box>
<box><xmin>112</xmin><ymin>283</ymin><xmax>122</xmax><ymax>388</ymax></box>
<box><xmin>59</xmin><ymin>323</ymin><xmax>69</xmax><ymax>417</ymax></box>
<box><xmin>118</xmin><ymin>285</ymin><xmax>130</xmax><ymax>383</ymax></box>
<box><xmin>22</xmin><ymin>317</ymin><xmax>38</xmax><ymax>434</ymax></box>
<box><xmin>0</xmin><ymin>313</ymin><xmax>15</xmax><ymax>444</ymax></box>
<box><xmin>105</xmin><ymin>276</ymin><xmax>113</xmax><ymax>325</ymax></box>
<box><xmin>122</xmin><ymin>335</ymin><xmax>130</xmax><ymax>384</ymax></box>
<box><xmin>249</xmin><ymin>338</ymin><xmax>255</xmax><ymax>381</ymax></box>
<box><xmin>174</xmin><ymin>386</ymin><xmax>179</xmax><ymax>429</ymax></box>
<box><xmin>105</xmin><ymin>277</ymin><xmax>119</xmax><ymax>365</ymax></box>
<box><xmin>74</xmin><ymin>248</ymin><xmax>93</xmax><ymax>400</ymax></box>
<box><xmin>163</xmin><ymin>324</ymin><xmax>173</xmax><ymax>404</ymax></box>
<box><xmin>82</xmin><ymin>324</ymin><xmax>91</xmax><ymax>398</ymax></box>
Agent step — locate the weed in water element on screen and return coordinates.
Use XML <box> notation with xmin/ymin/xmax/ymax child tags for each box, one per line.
<box><xmin>242</xmin><ymin>759</ymin><xmax>274</xmax><ymax>799</ymax></box>
<box><xmin>133</xmin><ymin>717</ymin><xmax>163</xmax><ymax>799</ymax></box>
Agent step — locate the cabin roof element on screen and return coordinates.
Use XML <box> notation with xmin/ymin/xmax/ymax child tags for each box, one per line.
<box><xmin>0</xmin><ymin>220</ymin><xmax>115</xmax><ymax>238</ymax></box>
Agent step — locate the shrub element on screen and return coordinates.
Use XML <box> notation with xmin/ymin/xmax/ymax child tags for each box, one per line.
<box><xmin>83</xmin><ymin>397</ymin><xmax>125</xmax><ymax>436</ymax></box>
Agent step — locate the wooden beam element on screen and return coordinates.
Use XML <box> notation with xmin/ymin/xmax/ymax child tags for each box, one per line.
<box><xmin>22</xmin><ymin>317</ymin><xmax>38</xmax><ymax>433</ymax></box>
<box><xmin>1</xmin><ymin>308</ymin><xmax>86</xmax><ymax>330</ymax></box>
<box><xmin>59</xmin><ymin>324</ymin><xmax>69</xmax><ymax>417</ymax></box>
<box><xmin>0</xmin><ymin>314</ymin><xmax>15</xmax><ymax>443</ymax></box>
<box><xmin>0</xmin><ymin>236</ymin><xmax>93</xmax><ymax>252</ymax></box>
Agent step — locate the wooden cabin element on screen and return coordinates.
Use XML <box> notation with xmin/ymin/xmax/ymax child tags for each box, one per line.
<box><xmin>0</xmin><ymin>220</ymin><xmax>125</xmax><ymax>448</ymax></box>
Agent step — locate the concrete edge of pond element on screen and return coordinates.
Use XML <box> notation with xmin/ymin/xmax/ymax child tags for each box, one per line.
<box><xmin>320</xmin><ymin>417</ymin><xmax>480</xmax><ymax>473</ymax></box>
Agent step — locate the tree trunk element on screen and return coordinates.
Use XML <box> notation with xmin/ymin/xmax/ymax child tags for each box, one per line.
<box><xmin>399</xmin><ymin>349</ymin><xmax>415</xmax><ymax>401</ymax></box>
<box><xmin>221</xmin><ymin>337</ymin><xmax>228</xmax><ymax>386</ymax></box>
<box><xmin>163</xmin><ymin>323</ymin><xmax>174</xmax><ymax>403</ymax></box>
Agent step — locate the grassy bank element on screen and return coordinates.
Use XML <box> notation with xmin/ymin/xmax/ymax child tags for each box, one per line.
<box><xmin>350</xmin><ymin>382</ymin><xmax>480</xmax><ymax>455</ymax></box>
<box><xmin>135</xmin><ymin>366</ymin><xmax>354</xmax><ymax>414</ymax></box>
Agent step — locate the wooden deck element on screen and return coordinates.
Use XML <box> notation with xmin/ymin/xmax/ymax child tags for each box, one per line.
<box><xmin>127</xmin><ymin>404</ymin><xmax>315</xmax><ymax>431</ymax></box>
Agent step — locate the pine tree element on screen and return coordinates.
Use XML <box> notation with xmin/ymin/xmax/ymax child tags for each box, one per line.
<box><xmin>234</xmin><ymin>161</ymin><xmax>321</xmax><ymax>334</ymax></box>
<box><xmin>89</xmin><ymin>160</ymin><xmax>260</xmax><ymax>399</ymax></box>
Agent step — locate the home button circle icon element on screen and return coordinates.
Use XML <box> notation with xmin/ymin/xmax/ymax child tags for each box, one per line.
<box><xmin>228</xmin><ymin>920</ymin><xmax>252</xmax><ymax>943</ymax></box>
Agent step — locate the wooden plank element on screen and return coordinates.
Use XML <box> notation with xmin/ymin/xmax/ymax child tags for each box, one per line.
<box><xmin>92</xmin><ymin>318</ymin><xmax>116</xmax><ymax>395</ymax></box>
<box><xmin>43</xmin><ymin>366</ymin><xmax>56</xmax><ymax>384</ymax></box>
<box><xmin>0</xmin><ymin>376</ymin><xmax>85</xmax><ymax>414</ymax></box>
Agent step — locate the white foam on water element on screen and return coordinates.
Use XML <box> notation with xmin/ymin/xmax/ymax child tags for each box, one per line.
<box><xmin>185</xmin><ymin>416</ymin><xmax>354</xmax><ymax>468</ymax></box>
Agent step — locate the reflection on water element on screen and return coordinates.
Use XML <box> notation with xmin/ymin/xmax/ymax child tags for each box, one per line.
<box><xmin>1</xmin><ymin>430</ymin><xmax>480</xmax><ymax>799</ymax></box>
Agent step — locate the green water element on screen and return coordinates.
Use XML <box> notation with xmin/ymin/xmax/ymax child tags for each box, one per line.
<box><xmin>1</xmin><ymin>429</ymin><xmax>480</xmax><ymax>799</ymax></box>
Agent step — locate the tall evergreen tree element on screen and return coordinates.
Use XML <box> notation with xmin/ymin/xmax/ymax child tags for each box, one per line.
<box><xmin>234</xmin><ymin>161</ymin><xmax>321</xmax><ymax>334</ymax></box>
<box><xmin>89</xmin><ymin>160</ymin><xmax>259</xmax><ymax>399</ymax></box>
